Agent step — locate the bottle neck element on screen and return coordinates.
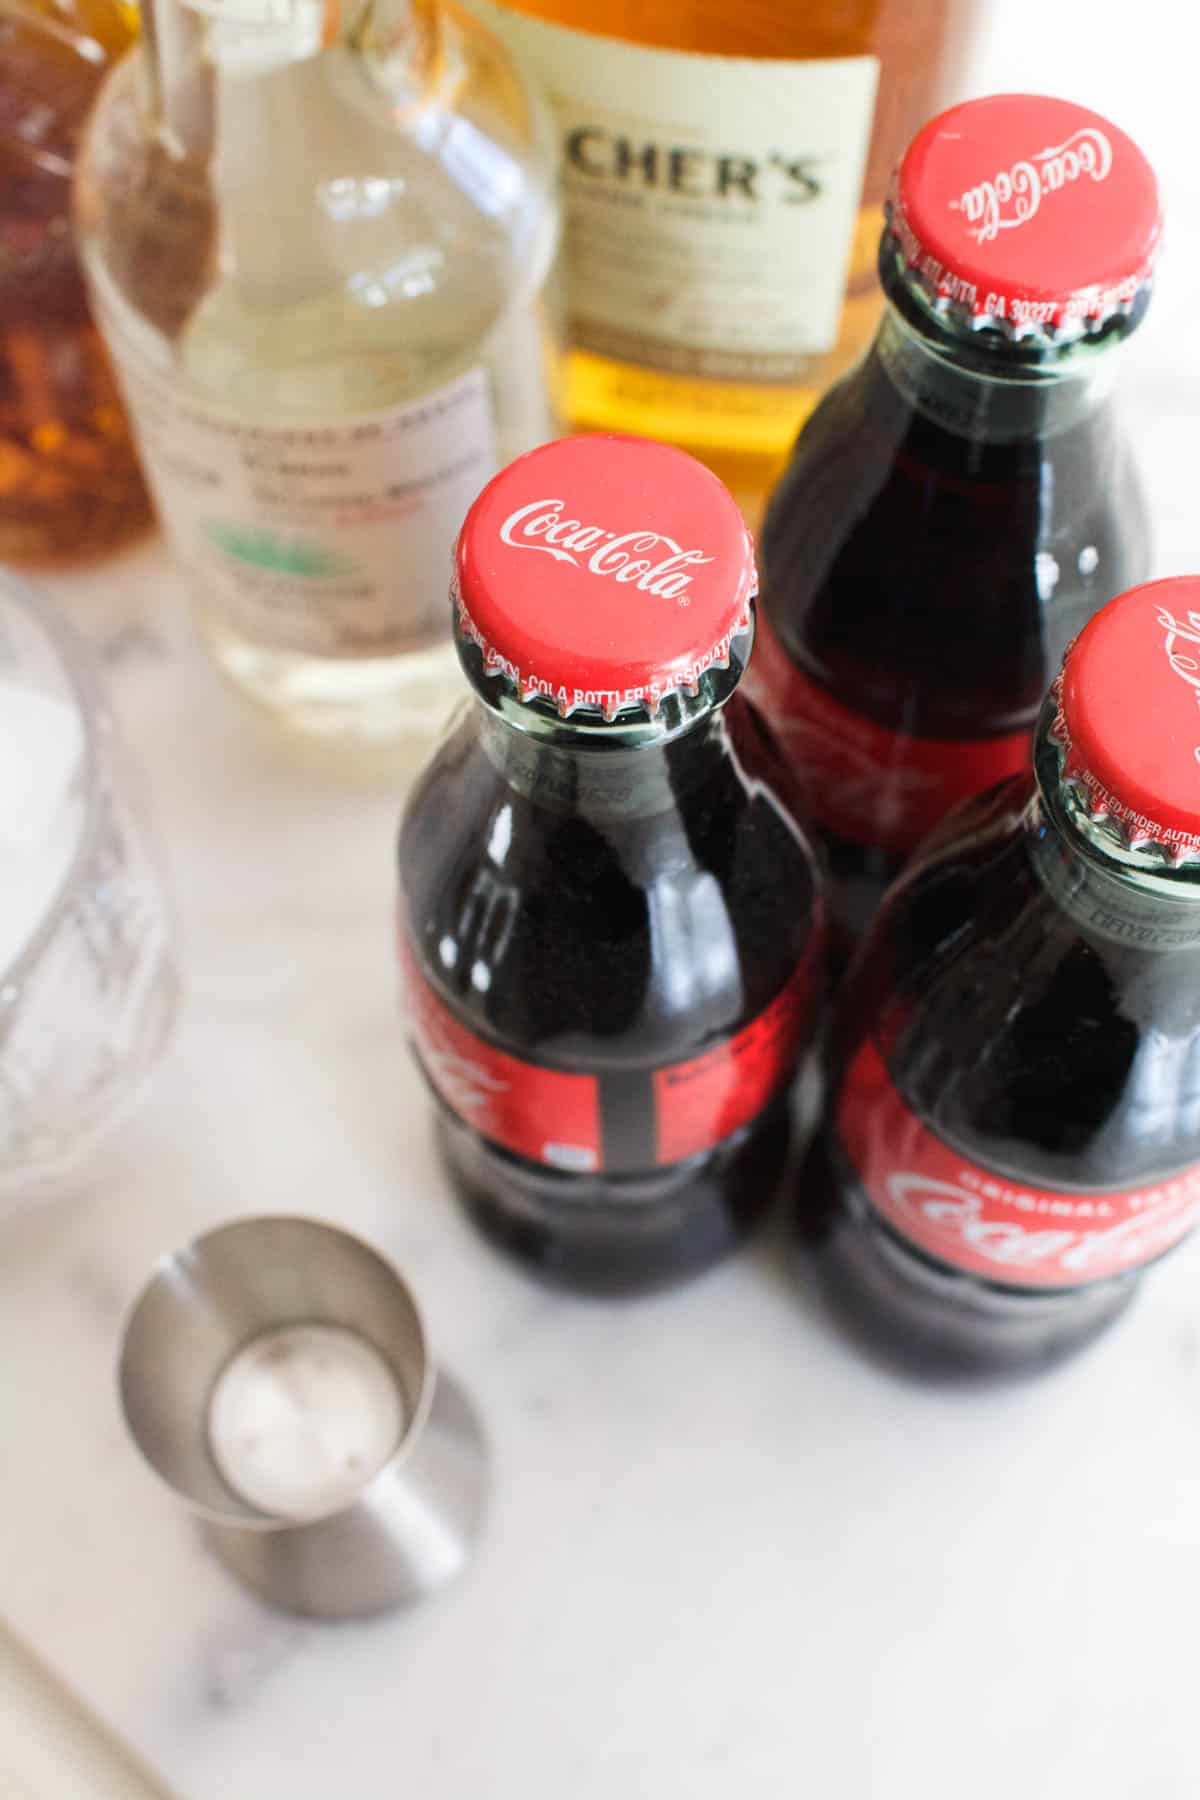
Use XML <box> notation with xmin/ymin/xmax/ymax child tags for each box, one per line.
<box><xmin>1027</xmin><ymin>802</ymin><xmax>1200</xmax><ymax>952</ymax></box>
<box><xmin>1028</xmin><ymin>717</ymin><xmax>1200</xmax><ymax>953</ymax></box>
<box><xmin>476</xmin><ymin>699</ymin><xmax>729</xmax><ymax>825</ymax></box>
<box><xmin>138</xmin><ymin>0</ymin><xmax>438</xmax><ymax>143</ymax></box>
<box><xmin>874</xmin><ymin>301</ymin><xmax>1121</xmax><ymax>447</ymax></box>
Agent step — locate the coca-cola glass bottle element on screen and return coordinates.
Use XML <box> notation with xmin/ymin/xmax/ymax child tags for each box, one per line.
<box><xmin>747</xmin><ymin>94</ymin><xmax>1161</xmax><ymax>953</ymax></box>
<box><xmin>398</xmin><ymin>434</ymin><xmax>825</xmax><ymax>1293</ymax></box>
<box><xmin>804</xmin><ymin>577</ymin><xmax>1200</xmax><ymax>1376</ymax></box>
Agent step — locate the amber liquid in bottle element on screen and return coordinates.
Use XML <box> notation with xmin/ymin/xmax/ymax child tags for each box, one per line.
<box><xmin>469</xmin><ymin>0</ymin><xmax>977</xmax><ymax>517</ymax></box>
<box><xmin>0</xmin><ymin>0</ymin><xmax>151</xmax><ymax>565</ymax></box>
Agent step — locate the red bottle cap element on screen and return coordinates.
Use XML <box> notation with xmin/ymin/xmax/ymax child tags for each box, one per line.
<box><xmin>889</xmin><ymin>94</ymin><xmax>1162</xmax><ymax>333</ymax></box>
<box><xmin>454</xmin><ymin>435</ymin><xmax>755</xmax><ymax>721</ymax></box>
<box><xmin>1056</xmin><ymin>577</ymin><xmax>1200</xmax><ymax>859</ymax></box>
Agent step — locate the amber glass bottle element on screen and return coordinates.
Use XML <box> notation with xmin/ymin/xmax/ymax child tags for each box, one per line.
<box><xmin>0</xmin><ymin>0</ymin><xmax>151</xmax><ymax>564</ymax></box>
<box><xmin>465</xmin><ymin>0</ymin><xmax>978</xmax><ymax>515</ymax></box>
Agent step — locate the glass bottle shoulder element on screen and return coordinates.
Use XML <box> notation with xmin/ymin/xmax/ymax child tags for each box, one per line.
<box><xmin>759</xmin><ymin>341</ymin><xmax>1147</xmax><ymax>737</ymax></box>
<box><xmin>75</xmin><ymin>7</ymin><xmax>558</xmax><ymax>412</ymax></box>
<box><xmin>398</xmin><ymin>695</ymin><xmax>822</xmax><ymax>1066</ymax></box>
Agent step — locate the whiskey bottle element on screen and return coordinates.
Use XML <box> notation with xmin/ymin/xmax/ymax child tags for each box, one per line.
<box><xmin>464</xmin><ymin>0</ymin><xmax>978</xmax><ymax>515</ymax></box>
<box><xmin>0</xmin><ymin>0</ymin><xmax>151</xmax><ymax>565</ymax></box>
<box><xmin>76</xmin><ymin>0</ymin><xmax>562</xmax><ymax>745</ymax></box>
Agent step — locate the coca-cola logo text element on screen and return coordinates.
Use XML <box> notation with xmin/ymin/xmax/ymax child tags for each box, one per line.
<box><xmin>950</xmin><ymin>126</ymin><xmax>1113</xmax><ymax>244</ymax></box>
<box><xmin>499</xmin><ymin>497</ymin><xmax>713</xmax><ymax>603</ymax></box>
<box><xmin>423</xmin><ymin>1046</ymin><xmax>509</xmax><ymax>1117</ymax></box>
<box><xmin>1157</xmin><ymin>603</ymin><xmax>1200</xmax><ymax>767</ymax></box>
<box><xmin>887</xmin><ymin>1169</ymin><xmax>1200</xmax><ymax>1283</ymax></box>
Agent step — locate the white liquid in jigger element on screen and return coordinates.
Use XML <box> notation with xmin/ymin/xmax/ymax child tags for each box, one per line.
<box><xmin>208</xmin><ymin>1324</ymin><xmax>406</xmax><ymax>1519</ymax></box>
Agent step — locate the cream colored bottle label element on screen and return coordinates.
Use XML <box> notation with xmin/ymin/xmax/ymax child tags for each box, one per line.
<box><xmin>469</xmin><ymin>9</ymin><xmax>878</xmax><ymax>380</ymax></box>
<box><xmin>111</xmin><ymin>358</ymin><xmax>498</xmax><ymax>659</ymax></box>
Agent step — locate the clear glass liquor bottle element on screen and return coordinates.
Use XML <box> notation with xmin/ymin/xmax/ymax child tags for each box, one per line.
<box><xmin>75</xmin><ymin>0</ymin><xmax>562</xmax><ymax>746</ymax></box>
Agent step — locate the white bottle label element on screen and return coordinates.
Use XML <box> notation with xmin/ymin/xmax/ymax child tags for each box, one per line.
<box><xmin>468</xmin><ymin>8</ymin><xmax>878</xmax><ymax>379</ymax></box>
<box><xmin>111</xmin><ymin>357</ymin><xmax>498</xmax><ymax>659</ymax></box>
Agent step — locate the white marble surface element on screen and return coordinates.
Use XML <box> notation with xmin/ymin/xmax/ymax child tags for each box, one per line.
<box><xmin>6</xmin><ymin>5</ymin><xmax>1200</xmax><ymax>1795</ymax></box>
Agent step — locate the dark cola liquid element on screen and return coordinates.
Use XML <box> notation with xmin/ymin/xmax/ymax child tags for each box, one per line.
<box><xmin>399</xmin><ymin>692</ymin><xmax>822</xmax><ymax>1294</ymax></box>
<box><xmin>757</xmin><ymin>303</ymin><xmax>1150</xmax><ymax>953</ymax></box>
<box><xmin>803</xmin><ymin>777</ymin><xmax>1200</xmax><ymax>1375</ymax></box>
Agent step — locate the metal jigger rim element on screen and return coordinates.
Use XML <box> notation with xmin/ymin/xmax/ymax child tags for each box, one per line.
<box><xmin>117</xmin><ymin>1213</ymin><xmax>437</xmax><ymax>1533</ymax></box>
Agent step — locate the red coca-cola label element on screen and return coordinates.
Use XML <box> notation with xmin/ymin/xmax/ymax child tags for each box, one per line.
<box><xmin>401</xmin><ymin>937</ymin><xmax>816</xmax><ymax>1173</ymax></box>
<box><xmin>652</xmin><ymin>963</ymin><xmax>817</xmax><ymax>1164</ymax></box>
<box><xmin>745</xmin><ymin>609</ymin><xmax>1032</xmax><ymax>855</ymax></box>
<box><xmin>837</xmin><ymin>1039</ymin><xmax>1200</xmax><ymax>1289</ymax></box>
<box><xmin>404</xmin><ymin>949</ymin><xmax>604</xmax><ymax>1171</ymax></box>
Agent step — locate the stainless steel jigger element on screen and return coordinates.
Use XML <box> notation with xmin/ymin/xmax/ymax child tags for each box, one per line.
<box><xmin>118</xmin><ymin>1216</ymin><xmax>487</xmax><ymax>1619</ymax></box>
